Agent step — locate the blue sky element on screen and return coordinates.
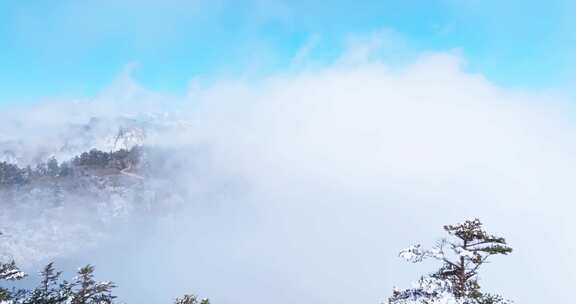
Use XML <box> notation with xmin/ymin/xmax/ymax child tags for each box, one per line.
<box><xmin>1</xmin><ymin>0</ymin><xmax>575</xmax><ymax>104</ymax></box>
<box><xmin>4</xmin><ymin>2</ymin><xmax>576</xmax><ymax>303</ymax></box>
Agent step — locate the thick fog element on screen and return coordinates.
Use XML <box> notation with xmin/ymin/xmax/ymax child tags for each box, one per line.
<box><xmin>2</xmin><ymin>51</ymin><xmax>576</xmax><ymax>304</ymax></box>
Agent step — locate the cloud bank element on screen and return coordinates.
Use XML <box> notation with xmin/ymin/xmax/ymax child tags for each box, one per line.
<box><xmin>1</xmin><ymin>50</ymin><xmax>575</xmax><ymax>304</ymax></box>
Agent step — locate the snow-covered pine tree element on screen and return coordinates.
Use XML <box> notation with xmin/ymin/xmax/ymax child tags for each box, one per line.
<box><xmin>174</xmin><ymin>294</ymin><xmax>210</xmax><ymax>304</ymax></box>
<box><xmin>24</xmin><ymin>262</ymin><xmax>72</xmax><ymax>304</ymax></box>
<box><xmin>69</xmin><ymin>265</ymin><xmax>116</xmax><ymax>304</ymax></box>
<box><xmin>388</xmin><ymin>219</ymin><xmax>512</xmax><ymax>304</ymax></box>
<box><xmin>0</xmin><ymin>260</ymin><xmax>26</xmax><ymax>302</ymax></box>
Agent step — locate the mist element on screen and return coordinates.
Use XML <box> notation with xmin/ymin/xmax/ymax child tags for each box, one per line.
<box><xmin>1</xmin><ymin>50</ymin><xmax>576</xmax><ymax>304</ymax></box>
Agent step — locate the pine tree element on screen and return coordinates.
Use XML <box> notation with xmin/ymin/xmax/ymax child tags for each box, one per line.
<box><xmin>69</xmin><ymin>265</ymin><xmax>116</xmax><ymax>304</ymax></box>
<box><xmin>0</xmin><ymin>162</ymin><xmax>27</xmax><ymax>186</ymax></box>
<box><xmin>46</xmin><ymin>158</ymin><xmax>61</xmax><ymax>177</ymax></box>
<box><xmin>0</xmin><ymin>231</ymin><xmax>25</xmax><ymax>302</ymax></box>
<box><xmin>0</xmin><ymin>260</ymin><xmax>26</xmax><ymax>302</ymax></box>
<box><xmin>389</xmin><ymin>219</ymin><xmax>512</xmax><ymax>304</ymax></box>
<box><xmin>174</xmin><ymin>294</ymin><xmax>210</xmax><ymax>304</ymax></box>
<box><xmin>24</xmin><ymin>262</ymin><xmax>71</xmax><ymax>304</ymax></box>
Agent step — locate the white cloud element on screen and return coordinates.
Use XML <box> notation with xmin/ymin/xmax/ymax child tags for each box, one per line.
<box><xmin>2</xmin><ymin>50</ymin><xmax>576</xmax><ymax>304</ymax></box>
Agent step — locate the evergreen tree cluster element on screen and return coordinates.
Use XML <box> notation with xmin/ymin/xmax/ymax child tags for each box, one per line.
<box><xmin>0</xmin><ymin>163</ymin><xmax>27</xmax><ymax>187</ymax></box>
<box><xmin>0</xmin><ymin>261</ymin><xmax>115</xmax><ymax>304</ymax></box>
<box><xmin>71</xmin><ymin>147</ymin><xmax>141</xmax><ymax>170</ymax></box>
<box><xmin>0</xmin><ymin>147</ymin><xmax>142</xmax><ymax>188</ymax></box>
<box><xmin>0</xmin><ymin>260</ymin><xmax>207</xmax><ymax>304</ymax></box>
<box><xmin>1</xmin><ymin>219</ymin><xmax>513</xmax><ymax>304</ymax></box>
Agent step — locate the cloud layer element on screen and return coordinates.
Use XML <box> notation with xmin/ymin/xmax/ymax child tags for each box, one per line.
<box><xmin>2</xmin><ymin>50</ymin><xmax>576</xmax><ymax>304</ymax></box>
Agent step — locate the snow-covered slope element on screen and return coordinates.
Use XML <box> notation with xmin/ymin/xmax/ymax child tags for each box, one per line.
<box><xmin>0</xmin><ymin>113</ymin><xmax>193</xmax><ymax>166</ymax></box>
<box><xmin>0</xmin><ymin>114</ymin><xmax>201</xmax><ymax>266</ymax></box>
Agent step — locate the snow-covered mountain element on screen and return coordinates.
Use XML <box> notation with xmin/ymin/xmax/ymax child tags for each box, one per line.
<box><xmin>0</xmin><ymin>114</ymin><xmax>204</xmax><ymax>266</ymax></box>
<box><xmin>0</xmin><ymin>113</ymin><xmax>193</xmax><ymax>166</ymax></box>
